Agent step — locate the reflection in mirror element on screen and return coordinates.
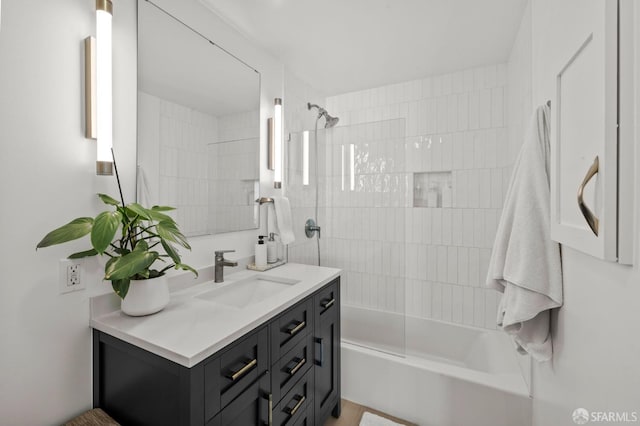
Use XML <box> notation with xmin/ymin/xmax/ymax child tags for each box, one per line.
<box><xmin>137</xmin><ymin>0</ymin><xmax>261</xmax><ymax>236</ymax></box>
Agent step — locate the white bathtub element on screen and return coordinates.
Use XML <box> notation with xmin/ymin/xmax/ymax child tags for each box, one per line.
<box><xmin>341</xmin><ymin>306</ymin><xmax>532</xmax><ymax>426</ymax></box>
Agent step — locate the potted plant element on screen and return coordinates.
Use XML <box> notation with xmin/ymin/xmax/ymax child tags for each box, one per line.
<box><xmin>37</xmin><ymin>193</ymin><xmax>197</xmax><ymax>316</ymax></box>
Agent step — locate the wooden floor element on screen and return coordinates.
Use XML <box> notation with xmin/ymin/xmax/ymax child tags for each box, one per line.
<box><xmin>324</xmin><ymin>399</ymin><xmax>417</xmax><ymax>426</ymax></box>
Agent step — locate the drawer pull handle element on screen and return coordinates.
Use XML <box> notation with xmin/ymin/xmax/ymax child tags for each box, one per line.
<box><xmin>268</xmin><ymin>392</ymin><xmax>273</xmax><ymax>426</ymax></box>
<box><xmin>287</xmin><ymin>395</ymin><xmax>306</xmax><ymax>416</ymax></box>
<box><xmin>288</xmin><ymin>357</ymin><xmax>306</xmax><ymax>376</ymax></box>
<box><xmin>289</xmin><ymin>321</ymin><xmax>306</xmax><ymax>336</ymax></box>
<box><xmin>321</xmin><ymin>298</ymin><xmax>335</xmax><ymax>309</ymax></box>
<box><xmin>577</xmin><ymin>156</ymin><xmax>599</xmax><ymax>236</ymax></box>
<box><xmin>227</xmin><ymin>358</ymin><xmax>257</xmax><ymax>381</ymax></box>
<box><xmin>316</xmin><ymin>337</ymin><xmax>324</xmax><ymax>367</ymax></box>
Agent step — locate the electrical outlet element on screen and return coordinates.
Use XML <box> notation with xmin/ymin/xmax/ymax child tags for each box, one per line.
<box><xmin>59</xmin><ymin>259</ymin><xmax>85</xmax><ymax>294</ymax></box>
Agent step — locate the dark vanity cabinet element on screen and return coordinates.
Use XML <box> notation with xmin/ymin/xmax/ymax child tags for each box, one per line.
<box><xmin>93</xmin><ymin>277</ymin><xmax>340</xmax><ymax>426</ymax></box>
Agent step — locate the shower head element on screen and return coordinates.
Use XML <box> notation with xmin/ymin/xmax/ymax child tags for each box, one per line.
<box><xmin>307</xmin><ymin>102</ymin><xmax>340</xmax><ymax>128</ymax></box>
<box><xmin>323</xmin><ymin>114</ymin><xmax>339</xmax><ymax>128</ymax></box>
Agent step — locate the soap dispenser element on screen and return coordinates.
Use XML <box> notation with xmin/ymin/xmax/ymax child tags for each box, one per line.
<box><xmin>255</xmin><ymin>235</ymin><xmax>267</xmax><ymax>268</ymax></box>
<box><xmin>267</xmin><ymin>233</ymin><xmax>278</xmax><ymax>264</ymax></box>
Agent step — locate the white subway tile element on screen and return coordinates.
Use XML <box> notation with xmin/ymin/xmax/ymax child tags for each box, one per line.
<box><xmin>447</xmin><ymin>94</ymin><xmax>458</xmax><ymax>132</ymax></box>
<box><xmin>473</xmin><ymin>287</ymin><xmax>486</xmax><ymax>327</ymax></box>
<box><xmin>452</xmin><ymin>286</ymin><xmax>463</xmax><ymax>323</ymax></box>
<box><xmin>462</xmin><ymin>209</ymin><xmax>474</xmax><ymax>247</ymax></box>
<box><xmin>484</xmin><ymin>289</ymin><xmax>498</xmax><ymax>329</ymax></box>
<box><xmin>485</xmin><ymin>210</ymin><xmax>499</xmax><ymax>248</ymax></box>
<box><xmin>473</xmin><ymin>131</ymin><xmax>486</xmax><ymax>169</ymax></box>
<box><xmin>452</xmin><ymin>133</ymin><xmax>465</xmax><ymax>170</ymax></box>
<box><xmin>490</xmin><ymin>168</ymin><xmax>504</xmax><ymax>208</ymax></box>
<box><xmin>463</xmin><ymin>286</ymin><xmax>475</xmax><ymax>325</ymax></box>
<box><xmin>469</xmin><ymin>248</ymin><xmax>480</xmax><ymax>286</ymax></box>
<box><xmin>418</xmin><ymin>244</ymin><xmax>428</xmax><ymax>281</ymax></box>
<box><xmin>442</xmin><ymin>208</ymin><xmax>452</xmax><ymax>245</ymax></box>
<box><xmin>463</xmin><ymin>132</ymin><xmax>475</xmax><ymax>169</ymax></box>
<box><xmin>441</xmin><ymin>284</ymin><xmax>453</xmax><ymax>322</ymax></box>
<box><xmin>432</xmin><ymin>208</ymin><xmax>442</xmax><ymax>245</ymax></box>
<box><xmin>458</xmin><ymin>247</ymin><xmax>469</xmax><ymax>285</ymax></box>
<box><xmin>432</xmin><ymin>282</ymin><xmax>443</xmax><ymax>320</ymax></box>
<box><xmin>496</xmin><ymin>128</ymin><xmax>508</xmax><ymax>168</ymax></box>
<box><xmin>441</xmin><ymin>134</ymin><xmax>452</xmax><ymax>171</ymax></box>
<box><xmin>457</xmin><ymin>93</ymin><xmax>469</xmax><ymax>131</ymax></box>
<box><xmin>474</xmin><ymin>210</ymin><xmax>485</xmax><ymax>248</ymax></box>
<box><xmin>452</xmin><ymin>209</ymin><xmax>463</xmax><ymax>246</ymax></box>
<box><xmin>468</xmin><ymin>170</ymin><xmax>480</xmax><ymax>208</ymax></box>
<box><xmin>427</xmin><ymin>246</ymin><xmax>438</xmax><ymax>281</ymax></box>
<box><xmin>469</xmin><ymin>91</ymin><xmax>480</xmax><ymax>130</ymax></box>
<box><xmin>485</xmin><ymin>129</ymin><xmax>498</xmax><ymax>169</ymax></box>
<box><xmin>479</xmin><ymin>248</ymin><xmax>492</xmax><ymax>287</ymax></box>
<box><xmin>422</xmin><ymin>207</ymin><xmax>432</xmax><ymax>244</ymax></box>
<box><xmin>479</xmin><ymin>89</ymin><xmax>492</xmax><ymax>129</ymax></box>
<box><xmin>479</xmin><ymin>169</ymin><xmax>491</xmax><ymax>209</ymax></box>
<box><xmin>432</xmin><ymin>75</ymin><xmax>442</xmax><ymax>97</ymax></box>
<box><xmin>437</xmin><ymin>246</ymin><xmax>448</xmax><ymax>283</ymax></box>
<box><xmin>421</xmin><ymin>281</ymin><xmax>433</xmax><ymax>318</ymax></box>
<box><xmin>491</xmin><ymin>87</ymin><xmax>504</xmax><ymax>128</ymax></box>
<box><xmin>437</xmin><ymin>97</ymin><xmax>448</xmax><ymax>134</ymax></box>
<box><xmin>447</xmin><ymin>246</ymin><xmax>458</xmax><ymax>284</ymax></box>
<box><xmin>456</xmin><ymin>170</ymin><xmax>468</xmax><ymax>208</ymax></box>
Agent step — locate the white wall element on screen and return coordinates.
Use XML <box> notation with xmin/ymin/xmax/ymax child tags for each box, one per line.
<box><xmin>530</xmin><ymin>1</ymin><xmax>640</xmax><ymax>425</ymax></box>
<box><xmin>0</xmin><ymin>0</ymin><xmax>136</xmax><ymax>423</ymax></box>
<box><xmin>0</xmin><ymin>0</ymin><xmax>284</xmax><ymax>423</ymax></box>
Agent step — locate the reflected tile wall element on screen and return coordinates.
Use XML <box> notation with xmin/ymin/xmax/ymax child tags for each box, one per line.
<box><xmin>323</xmin><ymin>63</ymin><xmax>510</xmax><ymax>330</ymax></box>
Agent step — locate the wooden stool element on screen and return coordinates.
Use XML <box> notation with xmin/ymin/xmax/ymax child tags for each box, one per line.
<box><xmin>64</xmin><ymin>408</ymin><xmax>119</xmax><ymax>426</ymax></box>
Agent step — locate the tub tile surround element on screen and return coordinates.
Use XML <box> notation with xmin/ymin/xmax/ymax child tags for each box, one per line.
<box><xmin>287</xmin><ymin>63</ymin><xmax>511</xmax><ymax>333</ymax></box>
<box><xmin>138</xmin><ymin>92</ymin><xmax>259</xmax><ymax>236</ymax></box>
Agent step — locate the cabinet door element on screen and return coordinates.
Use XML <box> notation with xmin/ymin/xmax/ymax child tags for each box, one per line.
<box><xmin>544</xmin><ymin>0</ymin><xmax>618</xmax><ymax>260</ymax></box>
<box><xmin>207</xmin><ymin>372</ymin><xmax>271</xmax><ymax>426</ymax></box>
<box><xmin>313</xmin><ymin>280</ymin><xmax>340</xmax><ymax>425</ymax></box>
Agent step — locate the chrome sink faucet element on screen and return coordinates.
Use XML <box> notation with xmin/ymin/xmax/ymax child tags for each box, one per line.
<box><xmin>214</xmin><ymin>250</ymin><xmax>238</xmax><ymax>283</ymax></box>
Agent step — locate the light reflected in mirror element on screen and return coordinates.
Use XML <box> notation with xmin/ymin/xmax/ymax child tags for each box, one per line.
<box><xmin>137</xmin><ymin>0</ymin><xmax>261</xmax><ymax>236</ymax></box>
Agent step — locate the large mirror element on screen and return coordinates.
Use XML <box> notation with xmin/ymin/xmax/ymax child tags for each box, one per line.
<box><xmin>137</xmin><ymin>0</ymin><xmax>261</xmax><ymax>236</ymax></box>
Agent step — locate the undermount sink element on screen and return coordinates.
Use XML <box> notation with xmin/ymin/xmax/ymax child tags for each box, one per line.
<box><xmin>195</xmin><ymin>275</ymin><xmax>300</xmax><ymax>309</ymax></box>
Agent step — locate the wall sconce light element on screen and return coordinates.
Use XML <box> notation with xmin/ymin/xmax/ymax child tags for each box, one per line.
<box><xmin>85</xmin><ymin>0</ymin><xmax>113</xmax><ymax>176</ymax></box>
<box><xmin>273</xmin><ymin>98</ymin><xmax>283</xmax><ymax>189</ymax></box>
<box><xmin>302</xmin><ymin>130</ymin><xmax>309</xmax><ymax>186</ymax></box>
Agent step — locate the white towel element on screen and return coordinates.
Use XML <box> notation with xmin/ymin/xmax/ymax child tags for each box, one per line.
<box><xmin>273</xmin><ymin>196</ymin><xmax>295</xmax><ymax>245</ymax></box>
<box><xmin>486</xmin><ymin>104</ymin><xmax>563</xmax><ymax>362</ymax></box>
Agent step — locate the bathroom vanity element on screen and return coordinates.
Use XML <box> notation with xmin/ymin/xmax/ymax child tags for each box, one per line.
<box><xmin>90</xmin><ymin>264</ymin><xmax>341</xmax><ymax>426</ymax></box>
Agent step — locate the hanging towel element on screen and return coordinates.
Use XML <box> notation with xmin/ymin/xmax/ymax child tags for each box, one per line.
<box><xmin>273</xmin><ymin>196</ymin><xmax>295</xmax><ymax>245</ymax></box>
<box><xmin>486</xmin><ymin>104</ymin><xmax>563</xmax><ymax>362</ymax></box>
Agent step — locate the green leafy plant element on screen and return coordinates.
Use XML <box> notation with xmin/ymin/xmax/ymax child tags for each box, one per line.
<box><xmin>37</xmin><ymin>193</ymin><xmax>197</xmax><ymax>298</ymax></box>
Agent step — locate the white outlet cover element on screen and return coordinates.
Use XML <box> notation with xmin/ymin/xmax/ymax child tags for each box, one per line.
<box><xmin>59</xmin><ymin>259</ymin><xmax>85</xmax><ymax>294</ymax></box>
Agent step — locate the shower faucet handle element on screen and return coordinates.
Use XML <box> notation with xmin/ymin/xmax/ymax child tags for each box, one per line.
<box><xmin>305</xmin><ymin>219</ymin><xmax>321</xmax><ymax>239</ymax></box>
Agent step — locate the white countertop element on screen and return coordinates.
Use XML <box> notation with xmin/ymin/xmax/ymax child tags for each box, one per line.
<box><xmin>90</xmin><ymin>263</ymin><xmax>341</xmax><ymax>368</ymax></box>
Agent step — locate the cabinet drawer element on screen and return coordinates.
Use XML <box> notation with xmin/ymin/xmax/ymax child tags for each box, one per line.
<box><xmin>206</xmin><ymin>371</ymin><xmax>271</xmax><ymax>426</ymax></box>
<box><xmin>313</xmin><ymin>279</ymin><xmax>338</xmax><ymax>335</ymax></box>
<box><xmin>204</xmin><ymin>326</ymin><xmax>269</xmax><ymax>420</ymax></box>
<box><xmin>273</xmin><ymin>368</ymin><xmax>314</xmax><ymax>426</ymax></box>
<box><xmin>272</xmin><ymin>333</ymin><xmax>313</xmax><ymax>404</ymax></box>
<box><xmin>270</xmin><ymin>298</ymin><xmax>313</xmax><ymax>363</ymax></box>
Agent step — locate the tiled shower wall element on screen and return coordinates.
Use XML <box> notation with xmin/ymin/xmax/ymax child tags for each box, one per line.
<box><xmin>208</xmin><ymin>110</ymin><xmax>260</xmax><ymax>234</ymax></box>
<box><xmin>322</xmin><ymin>64</ymin><xmax>510</xmax><ymax>330</ymax></box>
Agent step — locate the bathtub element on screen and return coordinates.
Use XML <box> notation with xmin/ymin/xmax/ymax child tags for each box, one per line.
<box><xmin>341</xmin><ymin>305</ymin><xmax>532</xmax><ymax>426</ymax></box>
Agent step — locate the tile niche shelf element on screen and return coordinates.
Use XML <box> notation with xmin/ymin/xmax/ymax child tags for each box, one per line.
<box><xmin>413</xmin><ymin>171</ymin><xmax>453</xmax><ymax>208</ymax></box>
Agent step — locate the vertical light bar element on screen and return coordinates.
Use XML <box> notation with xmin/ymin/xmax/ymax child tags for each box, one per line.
<box><xmin>349</xmin><ymin>143</ymin><xmax>355</xmax><ymax>191</ymax></box>
<box><xmin>302</xmin><ymin>131</ymin><xmax>309</xmax><ymax>186</ymax></box>
<box><xmin>96</xmin><ymin>0</ymin><xmax>113</xmax><ymax>175</ymax></box>
<box><xmin>341</xmin><ymin>145</ymin><xmax>345</xmax><ymax>191</ymax></box>
<box><xmin>273</xmin><ymin>98</ymin><xmax>282</xmax><ymax>188</ymax></box>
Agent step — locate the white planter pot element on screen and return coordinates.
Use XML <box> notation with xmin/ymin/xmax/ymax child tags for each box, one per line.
<box><xmin>121</xmin><ymin>277</ymin><xmax>169</xmax><ymax>316</ymax></box>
